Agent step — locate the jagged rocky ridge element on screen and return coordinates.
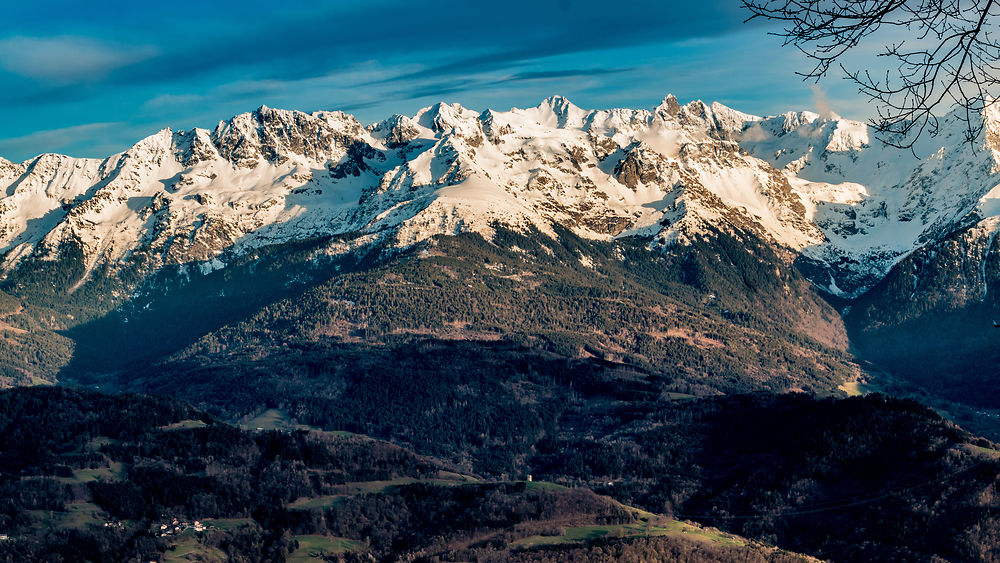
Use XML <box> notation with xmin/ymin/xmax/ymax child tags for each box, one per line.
<box><xmin>3</xmin><ymin>95</ymin><xmax>1000</xmax><ymax>305</ymax></box>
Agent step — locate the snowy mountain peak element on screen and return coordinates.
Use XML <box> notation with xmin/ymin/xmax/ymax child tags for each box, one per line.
<box><xmin>655</xmin><ymin>94</ymin><xmax>682</xmax><ymax>117</ymax></box>
<box><xmin>0</xmin><ymin>156</ymin><xmax>23</xmax><ymax>184</ymax></box>
<box><xmin>754</xmin><ymin>111</ymin><xmax>820</xmax><ymax>136</ymax></box>
<box><xmin>980</xmin><ymin>100</ymin><xmax>1000</xmax><ymax>158</ymax></box>
<box><xmin>370</xmin><ymin>114</ymin><xmax>425</xmax><ymax>148</ymax></box>
<box><xmin>209</xmin><ymin>105</ymin><xmax>367</xmax><ymax>167</ymax></box>
<box><xmin>130</xmin><ymin>128</ymin><xmax>175</xmax><ymax>157</ymax></box>
<box><xmin>671</xmin><ymin>99</ymin><xmax>759</xmax><ymax>141</ymax></box>
<box><xmin>825</xmin><ymin>120</ymin><xmax>870</xmax><ymax>152</ymax></box>
<box><xmin>413</xmin><ymin>102</ymin><xmax>480</xmax><ymax>134</ymax></box>
<box><xmin>536</xmin><ymin>95</ymin><xmax>588</xmax><ymax>128</ymax></box>
<box><xmin>3</xmin><ymin>96</ymin><xmax>1000</xmax><ymax>300</ymax></box>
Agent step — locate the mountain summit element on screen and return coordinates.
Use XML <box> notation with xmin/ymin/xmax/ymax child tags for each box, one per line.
<box><xmin>2</xmin><ymin>96</ymin><xmax>1000</xmax><ymax>304</ymax></box>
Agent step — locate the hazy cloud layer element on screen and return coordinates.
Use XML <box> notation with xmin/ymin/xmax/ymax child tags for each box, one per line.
<box><xmin>6</xmin><ymin>0</ymin><xmax>752</xmax><ymax>102</ymax></box>
<box><xmin>0</xmin><ymin>36</ymin><xmax>155</xmax><ymax>82</ymax></box>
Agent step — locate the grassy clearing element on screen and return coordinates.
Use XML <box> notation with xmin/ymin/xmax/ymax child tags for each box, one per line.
<box><xmin>288</xmin><ymin>486</ymin><xmax>392</xmax><ymax>511</ymax></box>
<box><xmin>673</xmin><ymin>520</ymin><xmax>746</xmax><ymax>547</ymax></box>
<box><xmin>160</xmin><ymin>419</ymin><xmax>209</xmax><ymax>431</ymax></box>
<box><xmin>289</xmin><ymin>495</ymin><xmax>348</xmax><ymax>510</ymax></box>
<box><xmin>29</xmin><ymin>502</ymin><xmax>106</xmax><ymax>531</ymax></box>
<box><xmin>524</xmin><ymin>480</ymin><xmax>568</xmax><ymax>492</ymax></box>
<box><xmin>336</xmin><ymin>477</ymin><xmax>479</xmax><ymax>494</ymax></box>
<box><xmin>241</xmin><ymin>409</ymin><xmax>358</xmax><ymax>439</ymax></box>
<box><xmin>968</xmin><ymin>444</ymin><xmax>1000</xmax><ymax>458</ymax></box>
<box><xmin>334</xmin><ymin>478</ymin><xmax>424</xmax><ymax>495</ymax></box>
<box><xmin>53</xmin><ymin>462</ymin><xmax>124</xmax><ymax>485</ymax></box>
<box><xmin>437</xmin><ymin>470</ymin><xmax>480</xmax><ymax>482</ymax></box>
<box><xmin>514</xmin><ymin>523</ymin><xmax>648</xmax><ymax>547</ymax></box>
<box><xmin>55</xmin><ymin>462</ymin><xmax>125</xmax><ymax>484</ymax></box>
<box><xmin>163</xmin><ymin>537</ymin><xmax>226</xmax><ymax>562</ymax></box>
<box><xmin>200</xmin><ymin>517</ymin><xmax>254</xmax><ymax>530</ymax></box>
<box><xmin>287</xmin><ymin>535</ymin><xmax>361</xmax><ymax>561</ymax></box>
<box><xmin>290</xmin><ymin>476</ymin><xmax>481</xmax><ymax>510</ymax></box>
<box><xmin>838</xmin><ymin>379</ymin><xmax>875</xmax><ymax>397</ymax></box>
<box><xmin>513</xmin><ymin>519</ymin><xmax>744</xmax><ymax>549</ymax></box>
<box><xmin>243</xmin><ymin>408</ymin><xmax>291</xmax><ymax>430</ymax></box>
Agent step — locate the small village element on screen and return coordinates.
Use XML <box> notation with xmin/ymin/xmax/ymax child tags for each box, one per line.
<box><xmin>156</xmin><ymin>518</ymin><xmax>211</xmax><ymax>537</ymax></box>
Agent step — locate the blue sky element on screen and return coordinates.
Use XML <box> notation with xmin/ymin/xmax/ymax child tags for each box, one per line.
<box><xmin>0</xmin><ymin>0</ymin><xmax>869</xmax><ymax>162</ymax></box>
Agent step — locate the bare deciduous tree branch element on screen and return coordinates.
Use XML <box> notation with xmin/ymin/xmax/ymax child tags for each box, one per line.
<box><xmin>744</xmin><ymin>0</ymin><xmax>1000</xmax><ymax>147</ymax></box>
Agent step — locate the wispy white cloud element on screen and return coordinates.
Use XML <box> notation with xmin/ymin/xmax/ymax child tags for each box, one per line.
<box><xmin>0</xmin><ymin>36</ymin><xmax>156</xmax><ymax>82</ymax></box>
<box><xmin>142</xmin><ymin>93</ymin><xmax>206</xmax><ymax>109</ymax></box>
<box><xmin>740</xmin><ymin>124</ymin><xmax>770</xmax><ymax>142</ymax></box>
<box><xmin>810</xmin><ymin>85</ymin><xmax>840</xmax><ymax>120</ymax></box>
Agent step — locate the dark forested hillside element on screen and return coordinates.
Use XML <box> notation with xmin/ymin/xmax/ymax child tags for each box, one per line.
<box><xmin>35</xmin><ymin>225</ymin><xmax>854</xmax><ymax>395</ymax></box>
<box><xmin>534</xmin><ymin>393</ymin><xmax>1000</xmax><ymax>562</ymax></box>
<box><xmin>112</xmin><ymin>226</ymin><xmax>858</xmax><ymax>401</ymax></box>
<box><xmin>1</xmin><ymin>205</ymin><xmax>996</xmax><ymax>561</ymax></box>
<box><xmin>0</xmin><ymin>387</ymin><xmax>996</xmax><ymax>562</ymax></box>
<box><xmin>0</xmin><ymin>386</ymin><xmax>822</xmax><ymax>562</ymax></box>
<box><xmin>82</xmin><ymin>226</ymin><xmax>866</xmax><ymax>480</ymax></box>
<box><xmin>843</xmin><ymin>223</ymin><xmax>1000</xmax><ymax>440</ymax></box>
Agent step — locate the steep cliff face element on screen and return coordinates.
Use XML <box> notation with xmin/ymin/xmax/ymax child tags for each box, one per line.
<box><xmin>850</xmin><ymin>218</ymin><xmax>1000</xmax><ymax>326</ymax></box>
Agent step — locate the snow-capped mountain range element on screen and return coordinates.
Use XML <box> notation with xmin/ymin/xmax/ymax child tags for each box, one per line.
<box><xmin>3</xmin><ymin>95</ymin><xmax>1000</xmax><ymax>299</ymax></box>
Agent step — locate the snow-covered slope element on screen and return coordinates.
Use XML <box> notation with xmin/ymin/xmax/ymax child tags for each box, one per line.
<box><xmin>3</xmin><ymin>96</ymin><xmax>1000</xmax><ymax>299</ymax></box>
<box><xmin>740</xmin><ymin>105</ymin><xmax>1000</xmax><ymax>295</ymax></box>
